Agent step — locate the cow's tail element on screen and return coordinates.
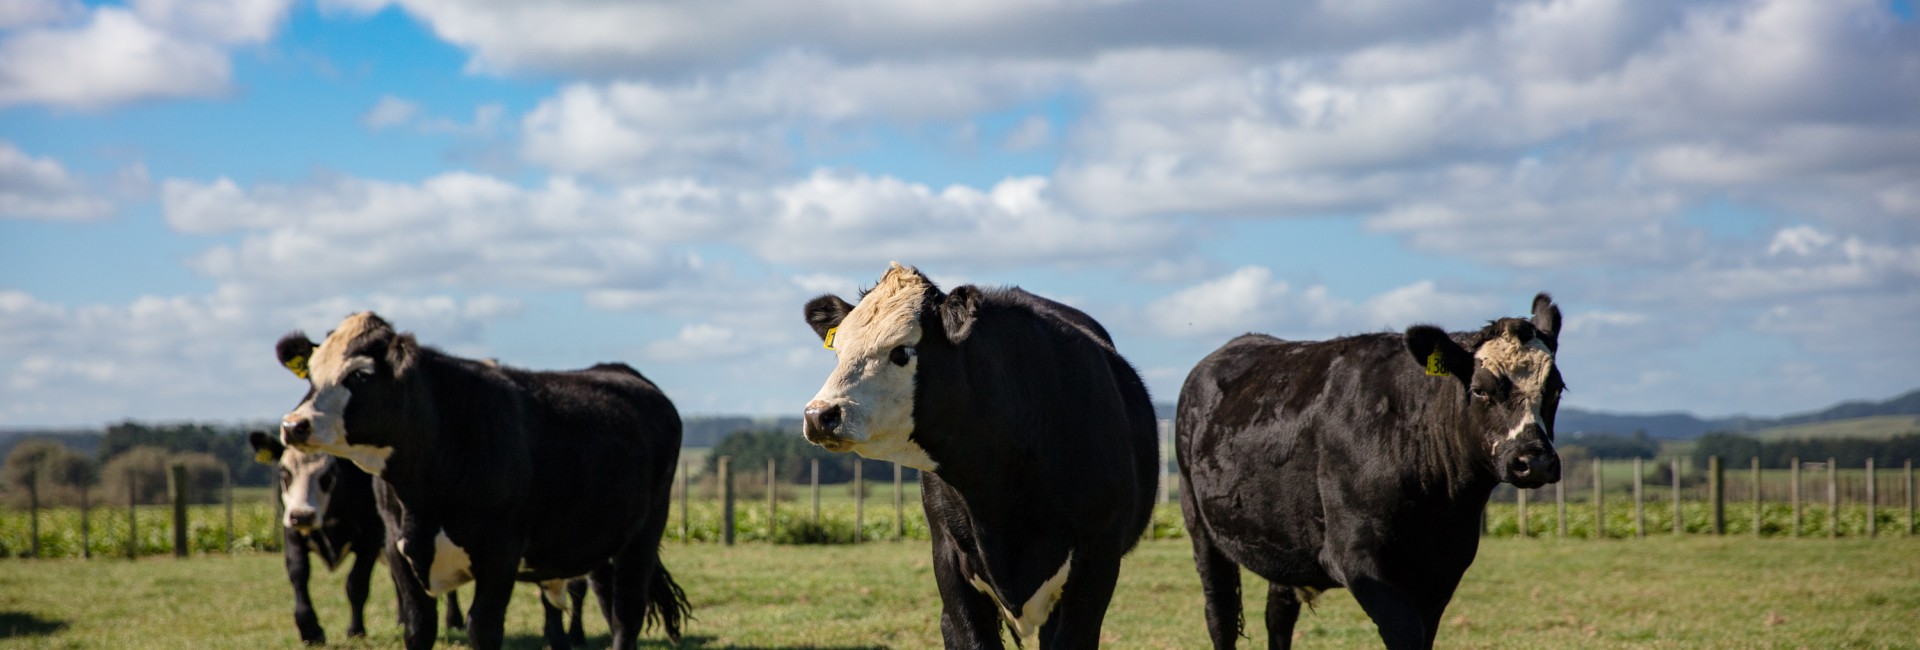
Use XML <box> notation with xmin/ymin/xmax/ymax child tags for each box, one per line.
<box><xmin>643</xmin><ymin>560</ymin><xmax>692</xmax><ymax>643</ymax></box>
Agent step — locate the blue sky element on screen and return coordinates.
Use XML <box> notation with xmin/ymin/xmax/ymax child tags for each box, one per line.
<box><xmin>3</xmin><ymin>0</ymin><xmax>1918</xmax><ymax>427</ymax></box>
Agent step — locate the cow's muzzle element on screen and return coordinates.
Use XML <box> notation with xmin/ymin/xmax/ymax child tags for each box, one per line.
<box><xmin>281</xmin><ymin>417</ymin><xmax>312</xmax><ymax>447</ymax></box>
<box><xmin>1504</xmin><ymin>451</ymin><xmax>1560</xmax><ymax>488</ymax></box>
<box><xmin>802</xmin><ymin>401</ymin><xmax>854</xmax><ymax>452</ymax></box>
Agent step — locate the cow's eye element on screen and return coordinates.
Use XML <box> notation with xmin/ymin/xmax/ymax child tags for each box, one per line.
<box><xmin>346</xmin><ymin>367</ymin><xmax>374</xmax><ymax>385</ymax></box>
<box><xmin>278</xmin><ymin>468</ymin><xmax>292</xmax><ymax>485</ymax></box>
<box><xmin>1471</xmin><ymin>384</ymin><xmax>1493</xmax><ymax>400</ymax></box>
<box><xmin>317</xmin><ymin>470</ymin><xmax>336</xmax><ymax>492</ymax></box>
<box><xmin>889</xmin><ymin>346</ymin><xmax>915</xmax><ymax>367</ymax></box>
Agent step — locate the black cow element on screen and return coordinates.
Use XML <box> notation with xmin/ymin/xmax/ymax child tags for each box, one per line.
<box><xmin>273</xmin><ymin>312</ymin><xmax>690</xmax><ymax>650</ymax></box>
<box><xmin>247</xmin><ymin>432</ymin><xmax>592</xmax><ymax>646</ymax></box>
<box><xmin>1176</xmin><ymin>294</ymin><xmax>1566</xmax><ymax>649</ymax></box>
<box><xmin>800</xmin><ymin>263</ymin><xmax>1157</xmax><ymax>648</ymax></box>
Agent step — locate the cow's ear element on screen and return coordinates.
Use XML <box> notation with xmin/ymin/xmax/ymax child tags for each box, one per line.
<box><xmin>1531</xmin><ymin>292</ymin><xmax>1561</xmax><ymax>352</ymax></box>
<box><xmin>1405</xmin><ymin>325</ymin><xmax>1472</xmax><ymax>379</ymax></box>
<box><xmin>248</xmin><ymin>431</ymin><xmax>285</xmax><ymax>464</ymax></box>
<box><xmin>803</xmin><ymin>294</ymin><xmax>855</xmax><ymax>349</ymax></box>
<box><xmin>387</xmin><ymin>333</ymin><xmax>419</xmax><ymax>378</ymax></box>
<box><xmin>938</xmin><ymin>285</ymin><xmax>979</xmax><ymax>345</ymax></box>
<box><xmin>276</xmin><ymin>333</ymin><xmax>315</xmax><ymax>380</ymax></box>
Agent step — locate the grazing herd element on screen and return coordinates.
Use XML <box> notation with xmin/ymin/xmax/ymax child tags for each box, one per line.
<box><xmin>258</xmin><ymin>262</ymin><xmax>1565</xmax><ymax>649</ymax></box>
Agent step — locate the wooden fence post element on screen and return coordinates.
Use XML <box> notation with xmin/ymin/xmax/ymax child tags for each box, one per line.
<box><xmin>81</xmin><ymin>480</ymin><xmax>91</xmax><ymax>559</ymax></box>
<box><xmin>810</xmin><ymin>458</ymin><xmax>821</xmax><ymax>524</ymax></box>
<box><xmin>126</xmin><ymin>468</ymin><xmax>137</xmax><ymax>560</ymax></box>
<box><xmin>1517</xmin><ymin>488</ymin><xmax>1529</xmax><ymax>538</ymax></box>
<box><xmin>170</xmin><ymin>463</ymin><xmax>188</xmax><ymax>558</ymax></box>
<box><xmin>1827</xmin><ymin>457</ymin><xmax>1838</xmax><ymax>538</ymax></box>
<box><xmin>854</xmin><ymin>460</ymin><xmax>864</xmax><ymax>544</ymax></box>
<box><xmin>1671</xmin><ymin>457</ymin><xmax>1683</xmax><ymax>535</ymax></box>
<box><xmin>1791</xmin><ymin>457</ymin><xmax>1802</xmax><ymax>537</ymax></box>
<box><xmin>1752</xmin><ymin>456</ymin><xmax>1761</xmax><ymax>537</ymax></box>
<box><xmin>760</xmin><ymin>458</ymin><xmax>768</xmax><ymax>544</ymax></box>
<box><xmin>893</xmin><ymin>463</ymin><xmax>904</xmax><ymax>540</ymax></box>
<box><xmin>1591</xmin><ymin>458</ymin><xmax>1604</xmax><ymax>539</ymax></box>
<box><xmin>1866</xmin><ymin>458</ymin><xmax>1876</xmax><ymax>538</ymax></box>
<box><xmin>1906</xmin><ymin>459</ymin><xmax>1914</xmax><ymax>537</ymax></box>
<box><xmin>719</xmin><ymin>456</ymin><xmax>734</xmax><ymax>546</ymax></box>
<box><xmin>1159</xmin><ymin>420</ymin><xmax>1172</xmax><ymax>505</ymax></box>
<box><xmin>1709</xmin><ymin>456</ymin><xmax>1724</xmax><ymax>536</ymax></box>
<box><xmin>27</xmin><ymin>469</ymin><xmax>40</xmax><ymax>558</ymax></box>
<box><xmin>1633</xmin><ymin>457</ymin><xmax>1645</xmax><ymax>538</ymax></box>
<box><xmin>224</xmin><ymin>464</ymin><xmax>234</xmax><ymax>553</ymax></box>
<box><xmin>687</xmin><ymin>458</ymin><xmax>695</xmax><ymax>544</ymax></box>
<box><xmin>1555</xmin><ymin>478</ymin><xmax>1566</xmax><ymax>538</ymax></box>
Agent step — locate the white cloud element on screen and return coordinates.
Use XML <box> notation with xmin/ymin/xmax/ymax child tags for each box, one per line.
<box><xmin>0</xmin><ymin>8</ymin><xmax>230</xmax><ymax>109</ymax></box>
<box><xmin>1001</xmin><ymin>115</ymin><xmax>1052</xmax><ymax>150</ymax></box>
<box><xmin>362</xmin><ymin>94</ymin><xmax>421</xmax><ymax>129</ymax></box>
<box><xmin>130</xmin><ymin>0</ymin><xmax>291</xmax><ymax>45</ymax></box>
<box><xmin>1146</xmin><ymin>267</ymin><xmax>1500</xmax><ymax>340</ymax></box>
<box><xmin>0</xmin><ymin>0</ymin><xmax>81</xmax><ymax>29</ymax></box>
<box><xmin>0</xmin><ymin>142</ymin><xmax>115</xmax><ymax>220</ymax></box>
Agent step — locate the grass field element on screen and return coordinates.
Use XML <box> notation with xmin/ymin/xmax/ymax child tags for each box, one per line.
<box><xmin>1752</xmin><ymin>416</ymin><xmax>1920</xmax><ymax>441</ymax></box>
<box><xmin>1</xmin><ymin>537</ymin><xmax>1916</xmax><ymax>648</ymax></box>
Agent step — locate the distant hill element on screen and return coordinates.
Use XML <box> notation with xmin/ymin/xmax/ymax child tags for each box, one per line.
<box><xmin>1559</xmin><ymin>388</ymin><xmax>1920</xmax><ymax>440</ymax></box>
<box><xmin>1749</xmin><ymin>415</ymin><xmax>1920</xmax><ymax>442</ymax></box>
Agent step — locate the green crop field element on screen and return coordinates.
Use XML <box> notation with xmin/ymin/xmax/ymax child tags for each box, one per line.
<box><xmin>2</xmin><ymin>537</ymin><xmax>1917</xmax><ymax>648</ymax></box>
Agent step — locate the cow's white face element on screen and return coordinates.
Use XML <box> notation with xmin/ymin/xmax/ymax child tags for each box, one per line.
<box><xmin>278</xmin><ymin>312</ymin><xmax>394</xmax><ymax>475</ymax></box>
<box><xmin>802</xmin><ymin>263</ymin><xmax>938</xmax><ymax>471</ymax></box>
<box><xmin>277</xmin><ymin>447</ymin><xmax>338</xmax><ymax>532</ymax></box>
<box><xmin>1474</xmin><ymin>332</ymin><xmax>1558</xmax><ymax>448</ymax></box>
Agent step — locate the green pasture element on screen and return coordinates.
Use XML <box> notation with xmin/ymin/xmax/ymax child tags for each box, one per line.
<box><xmin>2</xmin><ymin>537</ymin><xmax>1916</xmax><ymax>648</ymax></box>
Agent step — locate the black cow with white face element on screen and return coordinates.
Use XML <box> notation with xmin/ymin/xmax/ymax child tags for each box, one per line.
<box><xmin>1177</xmin><ymin>294</ymin><xmax>1566</xmax><ymax>649</ymax></box>
<box><xmin>248</xmin><ymin>432</ymin><xmax>596</xmax><ymax>646</ymax></box>
<box><xmin>801</xmin><ymin>263</ymin><xmax>1158</xmax><ymax>648</ymax></box>
<box><xmin>273</xmin><ymin>312</ymin><xmax>689</xmax><ymax>650</ymax></box>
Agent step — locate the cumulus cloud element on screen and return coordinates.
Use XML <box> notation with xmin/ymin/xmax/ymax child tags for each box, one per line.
<box><xmin>0</xmin><ymin>0</ymin><xmax>292</xmax><ymax>109</ymax></box>
<box><xmin>0</xmin><ymin>142</ymin><xmax>115</xmax><ymax>220</ymax></box>
<box><xmin>362</xmin><ymin>94</ymin><xmax>421</xmax><ymax>129</ymax></box>
<box><xmin>1147</xmin><ymin>266</ymin><xmax>1500</xmax><ymax>340</ymax></box>
<box><xmin>0</xmin><ymin>0</ymin><xmax>80</xmax><ymax>29</ymax></box>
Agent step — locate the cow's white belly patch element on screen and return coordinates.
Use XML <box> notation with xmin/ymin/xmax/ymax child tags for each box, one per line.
<box><xmin>426</xmin><ymin>530</ymin><xmax>473</xmax><ymax>596</ymax></box>
<box><xmin>540</xmin><ymin>580</ymin><xmax>571</xmax><ymax>613</ymax></box>
<box><xmin>967</xmin><ymin>552</ymin><xmax>1073</xmax><ymax>638</ymax></box>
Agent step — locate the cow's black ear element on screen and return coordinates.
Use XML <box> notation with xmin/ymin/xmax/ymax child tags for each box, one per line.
<box><xmin>387</xmin><ymin>333</ymin><xmax>419</xmax><ymax>378</ymax></box>
<box><xmin>1531</xmin><ymin>292</ymin><xmax>1561</xmax><ymax>352</ymax></box>
<box><xmin>248</xmin><ymin>431</ymin><xmax>284</xmax><ymax>464</ymax></box>
<box><xmin>276</xmin><ymin>333</ymin><xmax>315</xmax><ymax>380</ymax></box>
<box><xmin>1405</xmin><ymin>325</ymin><xmax>1472</xmax><ymax>380</ymax></box>
<box><xmin>938</xmin><ymin>285</ymin><xmax>979</xmax><ymax>345</ymax></box>
<box><xmin>803</xmin><ymin>294</ymin><xmax>855</xmax><ymax>347</ymax></box>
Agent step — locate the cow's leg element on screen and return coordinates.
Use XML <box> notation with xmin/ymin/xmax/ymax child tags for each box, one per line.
<box><xmin>1263</xmin><ymin>584</ymin><xmax>1303</xmax><ymax>650</ymax></box>
<box><xmin>443</xmin><ymin>589</ymin><xmax>464</xmax><ymax>631</ymax></box>
<box><xmin>343</xmin><ymin>546</ymin><xmax>380</xmax><ymax>638</ymax></box>
<box><xmin>929</xmin><ymin>535</ymin><xmax>1006</xmax><ymax>649</ymax></box>
<box><xmin>285</xmin><ymin>535</ymin><xmax>326</xmax><ymax>645</ymax></box>
<box><xmin>462</xmin><ymin>557</ymin><xmax>519</xmax><ymax>650</ymax></box>
<box><xmin>1036</xmin><ymin>551</ymin><xmax>1122</xmax><ymax>650</ymax></box>
<box><xmin>588</xmin><ymin>564</ymin><xmax>618</xmax><ymax>643</ymax></box>
<box><xmin>385</xmin><ymin>542</ymin><xmax>438</xmax><ymax>650</ymax></box>
<box><xmin>567</xmin><ymin>577</ymin><xmax>589</xmax><ymax>644</ymax></box>
<box><xmin>539</xmin><ymin>580</ymin><xmax>572</xmax><ymax>650</ymax></box>
<box><xmin>1187</xmin><ymin>525</ymin><xmax>1244</xmax><ymax>649</ymax></box>
<box><xmin>1346</xmin><ymin>575</ymin><xmax>1430</xmax><ymax>650</ymax></box>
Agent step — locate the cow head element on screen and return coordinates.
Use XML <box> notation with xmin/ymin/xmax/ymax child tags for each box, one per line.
<box><xmin>800</xmin><ymin>262</ymin><xmax>967</xmax><ymax>472</ymax></box>
<box><xmin>274</xmin><ymin>311</ymin><xmax>419</xmax><ymax>475</ymax></box>
<box><xmin>1405</xmin><ymin>293</ymin><xmax>1564</xmax><ymax>488</ymax></box>
<box><xmin>249</xmin><ymin>431</ymin><xmax>341</xmax><ymax>533</ymax></box>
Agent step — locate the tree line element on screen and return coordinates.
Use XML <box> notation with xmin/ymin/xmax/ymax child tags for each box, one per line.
<box><xmin>706</xmin><ymin>430</ymin><xmax>919</xmax><ymax>484</ymax></box>
<box><xmin>2</xmin><ymin>421</ymin><xmax>274</xmax><ymax>509</ymax></box>
<box><xmin>1688</xmin><ymin>432</ymin><xmax>1920</xmax><ymax>469</ymax></box>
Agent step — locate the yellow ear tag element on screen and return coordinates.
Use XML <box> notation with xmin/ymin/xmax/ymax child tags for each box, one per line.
<box><xmin>284</xmin><ymin>355</ymin><xmax>309</xmax><ymax>379</ymax></box>
<box><xmin>254</xmin><ymin>449</ymin><xmax>274</xmax><ymax>465</ymax></box>
<box><xmin>1424</xmin><ymin>348</ymin><xmax>1450</xmax><ymax>377</ymax></box>
<box><xmin>822</xmin><ymin>327</ymin><xmax>837</xmax><ymax>351</ymax></box>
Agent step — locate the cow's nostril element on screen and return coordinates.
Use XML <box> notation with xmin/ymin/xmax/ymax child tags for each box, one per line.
<box><xmin>282</xmin><ymin>418</ymin><xmax>311</xmax><ymax>444</ymax></box>
<box><xmin>1509</xmin><ymin>456</ymin><xmax>1534</xmax><ymax>477</ymax></box>
<box><xmin>805</xmin><ymin>403</ymin><xmax>843</xmax><ymax>437</ymax></box>
<box><xmin>288</xmin><ymin>510</ymin><xmax>316</xmax><ymax>528</ymax></box>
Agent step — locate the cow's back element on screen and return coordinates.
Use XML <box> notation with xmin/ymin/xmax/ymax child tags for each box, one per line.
<box><xmin>1177</xmin><ymin>333</ymin><xmax>1382</xmax><ymax>585</ymax></box>
<box><xmin>509</xmin><ymin>363</ymin><xmax>682</xmax><ymax>579</ymax></box>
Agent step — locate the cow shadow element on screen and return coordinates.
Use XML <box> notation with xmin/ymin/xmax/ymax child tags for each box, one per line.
<box><xmin>501</xmin><ymin>633</ymin><xmax>886</xmax><ymax>649</ymax></box>
<box><xmin>0</xmin><ymin>611</ymin><xmax>68</xmax><ymax>638</ymax></box>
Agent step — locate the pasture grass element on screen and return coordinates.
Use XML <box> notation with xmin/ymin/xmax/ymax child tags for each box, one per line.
<box><xmin>1</xmin><ymin>537</ymin><xmax>1916</xmax><ymax>648</ymax></box>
